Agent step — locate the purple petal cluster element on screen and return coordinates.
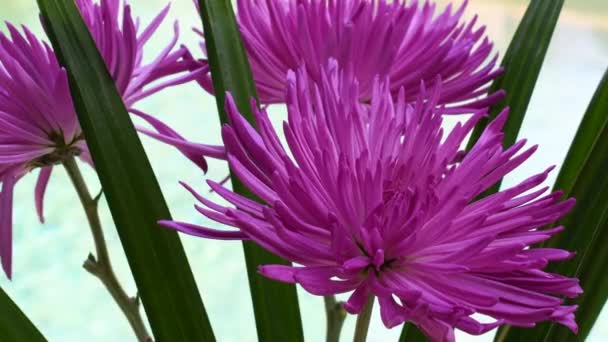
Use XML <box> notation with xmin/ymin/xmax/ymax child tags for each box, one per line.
<box><xmin>164</xmin><ymin>61</ymin><xmax>581</xmax><ymax>340</ymax></box>
<box><xmin>75</xmin><ymin>0</ymin><xmax>205</xmax><ymax>108</ymax></box>
<box><xmin>193</xmin><ymin>0</ymin><xmax>504</xmax><ymax>113</ymax></box>
<box><xmin>0</xmin><ymin>0</ymin><xmax>197</xmax><ymax>279</ymax></box>
<box><xmin>0</xmin><ymin>24</ymin><xmax>86</xmax><ymax>278</ymax></box>
<box><xmin>77</xmin><ymin>0</ymin><xmax>218</xmax><ymax>171</ymax></box>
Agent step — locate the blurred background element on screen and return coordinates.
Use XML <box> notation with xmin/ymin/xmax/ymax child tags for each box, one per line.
<box><xmin>0</xmin><ymin>0</ymin><xmax>606</xmax><ymax>341</ymax></box>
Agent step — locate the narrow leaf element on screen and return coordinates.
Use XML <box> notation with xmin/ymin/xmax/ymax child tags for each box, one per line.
<box><xmin>466</xmin><ymin>0</ymin><xmax>564</xmax><ymax>196</ymax></box>
<box><xmin>399</xmin><ymin>323</ymin><xmax>428</xmax><ymax>342</ymax></box>
<box><xmin>497</xmin><ymin>70</ymin><xmax>608</xmax><ymax>341</ymax></box>
<box><xmin>37</xmin><ymin>1</ymin><xmax>215</xmax><ymax>340</ymax></box>
<box><xmin>0</xmin><ymin>286</ymin><xmax>46</xmax><ymax>341</ymax></box>
<box><xmin>197</xmin><ymin>0</ymin><xmax>304</xmax><ymax>340</ymax></box>
<box><xmin>552</xmin><ymin>70</ymin><xmax>608</xmax><ymax>195</ymax></box>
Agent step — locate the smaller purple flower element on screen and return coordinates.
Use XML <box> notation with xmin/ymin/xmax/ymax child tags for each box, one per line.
<box><xmin>163</xmin><ymin>61</ymin><xmax>581</xmax><ymax>340</ymax></box>
<box><xmin>75</xmin><ymin>0</ymin><xmax>223</xmax><ymax>172</ymax></box>
<box><xmin>75</xmin><ymin>0</ymin><xmax>207</xmax><ymax>109</ymax></box>
<box><xmin>190</xmin><ymin>0</ymin><xmax>504</xmax><ymax>113</ymax></box>
<box><xmin>0</xmin><ymin>24</ymin><xmax>87</xmax><ymax>278</ymax></box>
<box><xmin>0</xmin><ymin>0</ymin><xmax>203</xmax><ymax>279</ymax></box>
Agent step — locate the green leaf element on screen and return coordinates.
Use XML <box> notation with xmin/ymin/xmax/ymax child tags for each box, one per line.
<box><xmin>552</xmin><ymin>70</ymin><xmax>608</xmax><ymax>196</ymax></box>
<box><xmin>36</xmin><ymin>1</ymin><xmax>215</xmax><ymax>340</ymax></box>
<box><xmin>0</xmin><ymin>286</ymin><xmax>46</xmax><ymax>341</ymax></box>
<box><xmin>497</xmin><ymin>70</ymin><xmax>608</xmax><ymax>342</ymax></box>
<box><xmin>466</xmin><ymin>0</ymin><xmax>565</xmax><ymax>196</ymax></box>
<box><xmin>197</xmin><ymin>0</ymin><xmax>304</xmax><ymax>341</ymax></box>
<box><xmin>399</xmin><ymin>323</ymin><xmax>428</xmax><ymax>342</ymax></box>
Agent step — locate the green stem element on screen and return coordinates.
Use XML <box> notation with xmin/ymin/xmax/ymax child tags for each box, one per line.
<box><xmin>324</xmin><ymin>295</ymin><xmax>347</xmax><ymax>342</ymax></box>
<box><xmin>63</xmin><ymin>157</ymin><xmax>151</xmax><ymax>341</ymax></box>
<box><xmin>353</xmin><ymin>296</ymin><xmax>374</xmax><ymax>342</ymax></box>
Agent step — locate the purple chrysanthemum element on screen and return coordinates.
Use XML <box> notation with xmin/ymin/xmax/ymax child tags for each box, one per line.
<box><xmin>0</xmin><ymin>0</ymin><xmax>200</xmax><ymax>279</ymax></box>
<box><xmin>78</xmin><ymin>0</ymin><xmax>219</xmax><ymax>170</ymax></box>
<box><xmin>192</xmin><ymin>0</ymin><xmax>504</xmax><ymax>113</ymax></box>
<box><xmin>0</xmin><ymin>24</ymin><xmax>87</xmax><ymax>279</ymax></box>
<box><xmin>75</xmin><ymin>0</ymin><xmax>206</xmax><ymax>108</ymax></box>
<box><xmin>164</xmin><ymin>61</ymin><xmax>581</xmax><ymax>340</ymax></box>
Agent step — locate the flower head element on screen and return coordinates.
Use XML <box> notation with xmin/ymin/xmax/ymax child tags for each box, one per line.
<box><xmin>164</xmin><ymin>61</ymin><xmax>581</xmax><ymax>340</ymax></box>
<box><xmin>76</xmin><ymin>0</ymin><xmax>220</xmax><ymax>172</ymax></box>
<box><xmin>192</xmin><ymin>0</ymin><xmax>504</xmax><ymax>113</ymax></box>
<box><xmin>0</xmin><ymin>0</ymin><xmax>199</xmax><ymax>279</ymax></box>
<box><xmin>0</xmin><ymin>23</ymin><xmax>86</xmax><ymax>278</ymax></box>
<box><xmin>75</xmin><ymin>0</ymin><xmax>205</xmax><ymax>108</ymax></box>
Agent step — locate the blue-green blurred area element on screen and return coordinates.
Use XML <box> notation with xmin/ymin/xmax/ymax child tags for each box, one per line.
<box><xmin>0</xmin><ymin>0</ymin><xmax>606</xmax><ymax>341</ymax></box>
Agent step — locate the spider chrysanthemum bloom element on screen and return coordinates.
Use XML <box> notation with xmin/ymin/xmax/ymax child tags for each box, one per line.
<box><xmin>0</xmin><ymin>0</ymin><xmax>202</xmax><ymax>279</ymax></box>
<box><xmin>76</xmin><ymin>0</ymin><xmax>206</xmax><ymax>108</ymax></box>
<box><xmin>77</xmin><ymin>0</ymin><xmax>222</xmax><ymax>171</ymax></box>
<box><xmin>192</xmin><ymin>0</ymin><xmax>504</xmax><ymax>113</ymax></box>
<box><xmin>164</xmin><ymin>61</ymin><xmax>581</xmax><ymax>340</ymax></box>
<box><xmin>0</xmin><ymin>24</ymin><xmax>87</xmax><ymax>278</ymax></box>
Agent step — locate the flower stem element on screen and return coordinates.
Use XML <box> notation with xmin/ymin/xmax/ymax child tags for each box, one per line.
<box><xmin>324</xmin><ymin>295</ymin><xmax>347</xmax><ymax>342</ymax></box>
<box><xmin>63</xmin><ymin>157</ymin><xmax>151</xmax><ymax>341</ymax></box>
<box><xmin>353</xmin><ymin>296</ymin><xmax>374</xmax><ymax>342</ymax></box>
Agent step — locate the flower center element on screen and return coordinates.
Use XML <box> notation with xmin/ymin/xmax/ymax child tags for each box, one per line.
<box><xmin>349</xmin><ymin>244</ymin><xmax>397</xmax><ymax>276</ymax></box>
<box><xmin>28</xmin><ymin>132</ymin><xmax>83</xmax><ymax>169</ymax></box>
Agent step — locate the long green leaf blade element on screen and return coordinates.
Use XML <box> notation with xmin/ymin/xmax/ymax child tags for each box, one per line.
<box><xmin>0</xmin><ymin>286</ymin><xmax>46</xmax><ymax>341</ymax></box>
<box><xmin>552</xmin><ymin>70</ymin><xmax>608</xmax><ymax>196</ymax></box>
<box><xmin>197</xmin><ymin>0</ymin><xmax>304</xmax><ymax>341</ymax></box>
<box><xmin>467</xmin><ymin>0</ymin><xmax>564</xmax><ymax>196</ymax></box>
<box><xmin>497</xmin><ymin>70</ymin><xmax>608</xmax><ymax>341</ymax></box>
<box><xmin>37</xmin><ymin>1</ymin><xmax>215</xmax><ymax>340</ymax></box>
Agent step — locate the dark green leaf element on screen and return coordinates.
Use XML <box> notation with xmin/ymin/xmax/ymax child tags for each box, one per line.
<box><xmin>552</xmin><ymin>70</ymin><xmax>608</xmax><ymax>196</ymax></box>
<box><xmin>399</xmin><ymin>323</ymin><xmax>428</xmax><ymax>342</ymax></box>
<box><xmin>197</xmin><ymin>1</ymin><xmax>304</xmax><ymax>341</ymax></box>
<box><xmin>467</xmin><ymin>0</ymin><xmax>564</xmax><ymax>196</ymax></box>
<box><xmin>497</xmin><ymin>70</ymin><xmax>608</xmax><ymax>342</ymax></box>
<box><xmin>0</xmin><ymin>286</ymin><xmax>46</xmax><ymax>341</ymax></box>
<box><xmin>36</xmin><ymin>1</ymin><xmax>214</xmax><ymax>340</ymax></box>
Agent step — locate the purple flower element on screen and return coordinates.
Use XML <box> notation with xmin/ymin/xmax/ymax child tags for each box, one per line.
<box><xmin>77</xmin><ymin>0</ymin><xmax>220</xmax><ymax>172</ymax></box>
<box><xmin>192</xmin><ymin>0</ymin><xmax>504</xmax><ymax>113</ymax></box>
<box><xmin>0</xmin><ymin>24</ymin><xmax>86</xmax><ymax>279</ymax></box>
<box><xmin>163</xmin><ymin>61</ymin><xmax>581</xmax><ymax>340</ymax></box>
<box><xmin>0</xmin><ymin>0</ymin><xmax>199</xmax><ymax>279</ymax></box>
<box><xmin>75</xmin><ymin>0</ymin><xmax>205</xmax><ymax>109</ymax></box>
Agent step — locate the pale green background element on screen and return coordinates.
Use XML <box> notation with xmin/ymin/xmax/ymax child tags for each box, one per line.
<box><xmin>0</xmin><ymin>0</ymin><xmax>607</xmax><ymax>341</ymax></box>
